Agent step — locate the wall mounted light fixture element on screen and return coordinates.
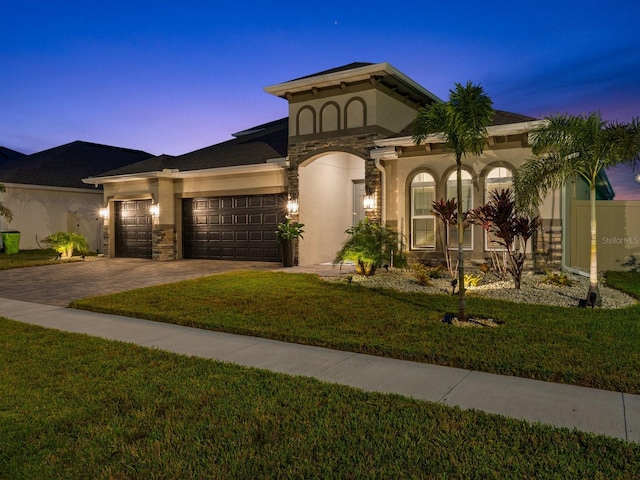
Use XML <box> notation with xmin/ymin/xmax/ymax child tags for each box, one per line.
<box><xmin>363</xmin><ymin>194</ymin><xmax>375</xmax><ymax>210</ymax></box>
<box><xmin>150</xmin><ymin>203</ymin><xmax>160</xmax><ymax>217</ymax></box>
<box><xmin>286</xmin><ymin>196</ymin><xmax>299</xmax><ymax>215</ymax></box>
<box><xmin>99</xmin><ymin>207</ymin><xmax>109</xmax><ymax>219</ymax></box>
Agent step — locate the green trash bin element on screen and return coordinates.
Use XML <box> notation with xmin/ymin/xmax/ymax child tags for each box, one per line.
<box><xmin>1</xmin><ymin>231</ymin><xmax>20</xmax><ymax>255</ymax></box>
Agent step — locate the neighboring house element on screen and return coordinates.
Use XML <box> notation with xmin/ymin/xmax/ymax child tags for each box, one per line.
<box><xmin>84</xmin><ymin>62</ymin><xmax>640</xmax><ymax>270</ymax></box>
<box><xmin>1</xmin><ymin>141</ymin><xmax>152</xmax><ymax>251</ymax></box>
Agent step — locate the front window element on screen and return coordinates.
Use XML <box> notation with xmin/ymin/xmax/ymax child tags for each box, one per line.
<box><xmin>411</xmin><ymin>172</ymin><xmax>436</xmax><ymax>248</ymax></box>
<box><xmin>446</xmin><ymin>170</ymin><xmax>473</xmax><ymax>250</ymax></box>
<box><xmin>485</xmin><ymin>167</ymin><xmax>513</xmax><ymax>250</ymax></box>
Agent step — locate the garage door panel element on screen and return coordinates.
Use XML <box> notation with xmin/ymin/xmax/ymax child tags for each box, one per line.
<box><xmin>182</xmin><ymin>194</ymin><xmax>285</xmax><ymax>261</ymax></box>
<box><xmin>115</xmin><ymin>200</ymin><xmax>152</xmax><ymax>259</ymax></box>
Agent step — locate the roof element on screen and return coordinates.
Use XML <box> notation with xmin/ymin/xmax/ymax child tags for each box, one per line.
<box><xmin>95</xmin><ymin>118</ymin><xmax>289</xmax><ymax>177</ymax></box>
<box><xmin>0</xmin><ymin>147</ymin><xmax>26</xmax><ymax>163</ymax></box>
<box><xmin>0</xmin><ymin>141</ymin><xmax>153</xmax><ymax>189</ymax></box>
<box><xmin>395</xmin><ymin>110</ymin><xmax>538</xmax><ymax>137</ymax></box>
<box><xmin>264</xmin><ymin>62</ymin><xmax>441</xmax><ymax>106</ymax></box>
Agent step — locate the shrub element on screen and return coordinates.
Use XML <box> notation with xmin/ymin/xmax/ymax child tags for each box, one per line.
<box><xmin>335</xmin><ymin>219</ymin><xmax>406</xmax><ymax>276</ymax></box>
<box><xmin>42</xmin><ymin>232</ymin><xmax>89</xmax><ymax>259</ymax></box>
<box><xmin>411</xmin><ymin>263</ymin><xmax>432</xmax><ymax>286</ymax></box>
<box><xmin>464</xmin><ymin>274</ymin><xmax>483</xmax><ymax>287</ymax></box>
<box><xmin>541</xmin><ymin>271</ymin><xmax>575</xmax><ymax>287</ymax></box>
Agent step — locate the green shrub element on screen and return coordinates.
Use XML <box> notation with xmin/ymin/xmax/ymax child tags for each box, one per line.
<box><xmin>335</xmin><ymin>219</ymin><xmax>406</xmax><ymax>276</ymax></box>
<box><xmin>541</xmin><ymin>271</ymin><xmax>575</xmax><ymax>287</ymax></box>
<box><xmin>42</xmin><ymin>232</ymin><xmax>89</xmax><ymax>259</ymax></box>
<box><xmin>411</xmin><ymin>264</ymin><xmax>432</xmax><ymax>286</ymax></box>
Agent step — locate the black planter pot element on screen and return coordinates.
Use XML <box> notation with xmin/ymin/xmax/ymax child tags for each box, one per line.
<box><xmin>281</xmin><ymin>239</ymin><xmax>296</xmax><ymax>267</ymax></box>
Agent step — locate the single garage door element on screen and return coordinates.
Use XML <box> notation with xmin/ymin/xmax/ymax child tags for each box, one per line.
<box><xmin>115</xmin><ymin>200</ymin><xmax>152</xmax><ymax>259</ymax></box>
<box><xmin>182</xmin><ymin>194</ymin><xmax>285</xmax><ymax>261</ymax></box>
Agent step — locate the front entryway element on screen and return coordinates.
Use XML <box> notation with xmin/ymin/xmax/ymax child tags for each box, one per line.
<box><xmin>182</xmin><ymin>194</ymin><xmax>286</xmax><ymax>261</ymax></box>
<box><xmin>114</xmin><ymin>200</ymin><xmax>152</xmax><ymax>259</ymax></box>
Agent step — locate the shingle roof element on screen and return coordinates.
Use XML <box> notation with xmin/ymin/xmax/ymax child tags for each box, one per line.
<box><xmin>396</xmin><ymin>109</ymin><xmax>538</xmax><ymax>137</ymax></box>
<box><xmin>95</xmin><ymin>118</ymin><xmax>289</xmax><ymax>177</ymax></box>
<box><xmin>0</xmin><ymin>147</ymin><xmax>26</xmax><ymax>162</ymax></box>
<box><xmin>0</xmin><ymin>141</ymin><xmax>153</xmax><ymax>189</ymax></box>
<box><xmin>288</xmin><ymin>62</ymin><xmax>375</xmax><ymax>82</ymax></box>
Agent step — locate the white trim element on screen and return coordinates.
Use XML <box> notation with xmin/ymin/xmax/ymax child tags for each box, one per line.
<box><xmin>1</xmin><ymin>182</ymin><xmax>103</xmax><ymax>194</ymax></box>
<box><xmin>373</xmin><ymin>120</ymin><xmax>546</xmax><ymax>148</ymax></box>
<box><xmin>82</xmin><ymin>162</ymin><xmax>287</xmax><ymax>186</ymax></box>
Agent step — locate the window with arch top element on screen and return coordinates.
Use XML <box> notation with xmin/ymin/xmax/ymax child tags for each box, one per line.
<box><xmin>410</xmin><ymin>172</ymin><xmax>436</xmax><ymax>249</ymax></box>
<box><xmin>446</xmin><ymin>170</ymin><xmax>473</xmax><ymax>250</ymax></box>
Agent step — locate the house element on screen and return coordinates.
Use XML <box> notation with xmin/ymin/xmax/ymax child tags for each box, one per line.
<box><xmin>0</xmin><ymin>141</ymin><xmax>152</xmax><ymax>251</ymax></box>
<box><xmin>84</xmin><ymin>62</ymin><xmax>639</xmax><ymax>270</ymax></box>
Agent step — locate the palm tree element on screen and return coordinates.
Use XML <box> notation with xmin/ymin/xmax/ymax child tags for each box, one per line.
<box><xmin>0</xmin><ymin>183</ymin><xmax>13</xmax><ymax>223</ymax></box>
<box><xmin>412</xmin><ymin>82</ymin><xmax>494</xmax><ymax>321</ymax></box>
<box><xmin>514</xmin><ymin>113</ymin><xmax>640</xmax><ymax>305</ymax></box>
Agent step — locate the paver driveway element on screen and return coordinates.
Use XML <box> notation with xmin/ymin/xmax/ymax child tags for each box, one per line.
<box><xmin>0</xmin><ymin>258</ymin><xmax>280</xmax><ymax>306</ymax></box>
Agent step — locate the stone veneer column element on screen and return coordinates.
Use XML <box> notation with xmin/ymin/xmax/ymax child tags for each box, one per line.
<box><xmin>152</xmin><ymin>225</ymin><xmax>175</xmax><ymax>261</ymax></box>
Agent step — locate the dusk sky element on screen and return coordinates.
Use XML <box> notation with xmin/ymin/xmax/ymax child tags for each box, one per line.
<box><xmin>2</xmin><ymin>1</ymin><xmax>640</xmax><ymax>197</ymax></box>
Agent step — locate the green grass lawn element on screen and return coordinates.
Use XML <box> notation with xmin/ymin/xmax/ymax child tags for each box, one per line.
<box><xmin>1</xmin><ymin>318</ymin><xmax>638</xmax><ymax>479</ymax></box>
<box><xmin>71</xmin><ymin>270</ymin><xmax>640</xmax><ymax>394</ymax></box>
<box><xmin>0</xmin><ymin>248</ymin><xmax>85</xmax><ymax>269</ymax></box>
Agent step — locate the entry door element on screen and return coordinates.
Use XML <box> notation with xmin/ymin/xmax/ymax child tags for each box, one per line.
<box><xmin>353</xmin><ymin>180</ymin><xmax>366</xmax><ymax>226</ymax></box>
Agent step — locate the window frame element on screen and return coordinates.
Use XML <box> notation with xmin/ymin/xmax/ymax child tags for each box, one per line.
<box><xmin>410</xmin><ymin>172</ymin><xmax>436</xmax><ymax>249</ymax></box>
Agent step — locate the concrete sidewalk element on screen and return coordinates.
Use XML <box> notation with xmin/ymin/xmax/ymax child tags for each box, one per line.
<box><xmin>1</xmin><ymin>296</ymin><xmax>638</xmax><ymax>443</ymax></box>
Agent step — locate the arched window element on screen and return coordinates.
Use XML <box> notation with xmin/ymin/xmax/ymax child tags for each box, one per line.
<box><xmin>485</xmin><ymin>167</ymin><xmax>513</xmax><ymax>250</ymax></box>
<box><xmin>446</xmin><ymin>170</ymin><xmax>473</xmax><ymax>250</ymax></box>
<box><xmin>485</xmin><ymin>167</ymin><xmax>513</xmax><ymax>200</ymax></box>
<box><xmin>411</xmin><ymin>172</ymin><xmax>436</xmax><ymax>249</ymax></box>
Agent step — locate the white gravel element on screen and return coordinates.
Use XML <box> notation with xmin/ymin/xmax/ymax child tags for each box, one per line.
<box><xmin>328</xmin><ymin>270</ymin><xmax>637</xmax><ymax>309</ymax></box>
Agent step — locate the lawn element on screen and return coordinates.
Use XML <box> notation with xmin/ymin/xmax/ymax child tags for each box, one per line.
<box><xmin>71</xmin><ymin>270</ymin><xmax>640</xmax><ymax>394</ymax></box>
<box><xmin>1</xmin><ymin>318</ymin><xmax>638</xmax><ymax>479</ymax></box>
<box><xmin>0</xmin><ymin>248</ymin><xmax>85</xmax><ymax>270</ymax></box>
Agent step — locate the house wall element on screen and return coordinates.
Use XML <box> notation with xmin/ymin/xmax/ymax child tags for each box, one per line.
<box><xmin>570</xmin><ymin>200</ymin><xmax>640</xmax><ymax>271</ymax></box>
<box><xmin>289</xmin><ymin>87</ymin><xmax>418</xmax><ymax>139</ymax></box>
<box><xmin>384</xmin><ymin>140</ymin><xmax>562</xmax><ymax>266</ymax></box>
<box><xmin>298</xmin><ymin>152</ymin><xmax>365</xmax><ymax>265</ymax></box>
<box><xmin>1</xmin><ymin>183</ymin><xmax>103</xmax><ymax>252</ymax></box>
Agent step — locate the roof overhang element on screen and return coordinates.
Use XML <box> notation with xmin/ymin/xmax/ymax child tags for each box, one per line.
<box><xmin>264</xmin><ymin>62</ymin><xmax>441</xmax><ymax>105</ymax></box>
<box><xmin>373</xmin><ymin>119</ymin><xmax>546</xmax><ymax>148</ymax></box>
<box><xmin>1</xmin><ymin>182</ymin><xmax>103</xmax><ymax>194</ymax></box>
<box><xmin>82</xmin><ymin>160</ymin><xmax>288</xmax><ymax>186</ymax></box>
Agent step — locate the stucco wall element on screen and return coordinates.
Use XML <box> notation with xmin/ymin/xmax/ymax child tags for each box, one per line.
<box><xmin>0</xmin><ymin>184</ymin><xmax>103</xmax><ymax>252</ymax></box>
<box><xmin>384</xmin><ymin>143</ymin><xmax>562</xmax><ymax>262</ymax></box>
<box><xmin>299</xmin><ymin>152</ymin><xmax>365</xmax><ymax>265</ymax></box>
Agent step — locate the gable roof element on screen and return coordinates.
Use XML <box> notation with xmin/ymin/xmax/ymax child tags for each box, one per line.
<box><xmin>0</xmin><ymin>146</ymin><xmax>26</xmax><ymax>163</ymax></box>
<box><xmin>0</xmin><ymin>141</ymin><xmax>153</xmax><ymax>190</ymax></box>
<box><xmin>94</xmin><ymin>118</ymin><xmax>288</xmax><ymax>178</ymax></box>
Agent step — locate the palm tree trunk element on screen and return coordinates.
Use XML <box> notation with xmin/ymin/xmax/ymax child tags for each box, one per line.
<box><xmin>587</xmin><ymin>183</ymin><xmax>601</xmax><ymax>306</ymax></box>
<box><xmin>456</xmin><ymin>157</ymin><xmax>466</xmax><ymax>321</ymax></box>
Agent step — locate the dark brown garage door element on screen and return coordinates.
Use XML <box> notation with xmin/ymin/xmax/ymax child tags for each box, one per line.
<box><xmin>182</xmin><ymin>194</ymin><xmax>285</xmax><ymax>261</ymax></box>
<box><xmin>115</xmin><ymin>200</ymin><xmax>152</xmax><ymax>259</ymax></box>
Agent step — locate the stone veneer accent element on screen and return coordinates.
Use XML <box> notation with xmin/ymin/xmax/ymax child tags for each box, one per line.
<box><xmin>102</xmin><ymin>220</ymin><xmax>110</xmax><ymax>258</ymax></box>
<box><xmin>287</xmin><ymin>132</ymin><xmax>383</xmax><ymax>222</ymax></box>
<box><xmin>152</xmin><ymin>224</ymin><xmax>175</xmax><ymax>261</ymax></box>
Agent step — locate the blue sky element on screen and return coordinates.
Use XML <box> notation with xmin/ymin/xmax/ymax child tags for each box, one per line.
<box><xmin>2</xmin><ymin>1</ymin><xmax>640</xmax><ymax>197</ymax></box>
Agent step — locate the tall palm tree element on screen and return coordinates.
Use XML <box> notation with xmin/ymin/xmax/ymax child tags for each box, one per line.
<box><xmin>412</xmin><ymin>82</ymin><xmax>494</xmax><ymax>321</ymax></box>
<box><xmin>514</xmin><ymin>113</ymin><xmax>640</xmax><ymax>305</ymax></box>
<box><xmin>0</xmin><ymin>183</ymin><xmax>13</xmax><ymax>223</ymax></box>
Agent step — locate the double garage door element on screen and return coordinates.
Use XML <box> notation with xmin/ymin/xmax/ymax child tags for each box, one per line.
<box><xmin>114</xmin><ymin>195</ymin><xmax>285</xmax><ymax>261</ymax></box>
<box><xmin>182</xmin><ymin>194</ymin><xmax>285</xmax><ymax>261</ymax></box>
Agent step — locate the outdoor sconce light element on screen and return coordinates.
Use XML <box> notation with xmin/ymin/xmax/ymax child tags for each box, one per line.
<box><xmin>99</xmin><ymin>207</ymin><xmax>109</xmax><ymax>219</ymax></box>
<box><xmin>286</xmin><ymin>196</ymin><xmax>299</xmax><ymax>215</ymax></box>
<box><xmin>150</xmin><ymin>203</ymin><xmax>160</xmax><ymax>217</ymax></box>
<box><xmin>363</xmin><ymin>194</ymin><xmax>376</xmax><ymax>210</ymax></box>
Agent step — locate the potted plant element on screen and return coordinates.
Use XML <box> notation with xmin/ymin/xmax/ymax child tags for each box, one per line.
<box><xmin>276</xmin><ymin>218</ymin><xmax>304</xmax><ymax>267</ymax></box>
<box><xmin>42</xmin><ymin>231</ymin><xmax>90</xmax><ymax>259</ymax></box>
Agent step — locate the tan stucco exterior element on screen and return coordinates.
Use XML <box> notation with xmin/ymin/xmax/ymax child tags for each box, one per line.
<box><xmin>0</xmin><ymin>183</ymin><xmax>103</xmax><ymax>252</ymax></box>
